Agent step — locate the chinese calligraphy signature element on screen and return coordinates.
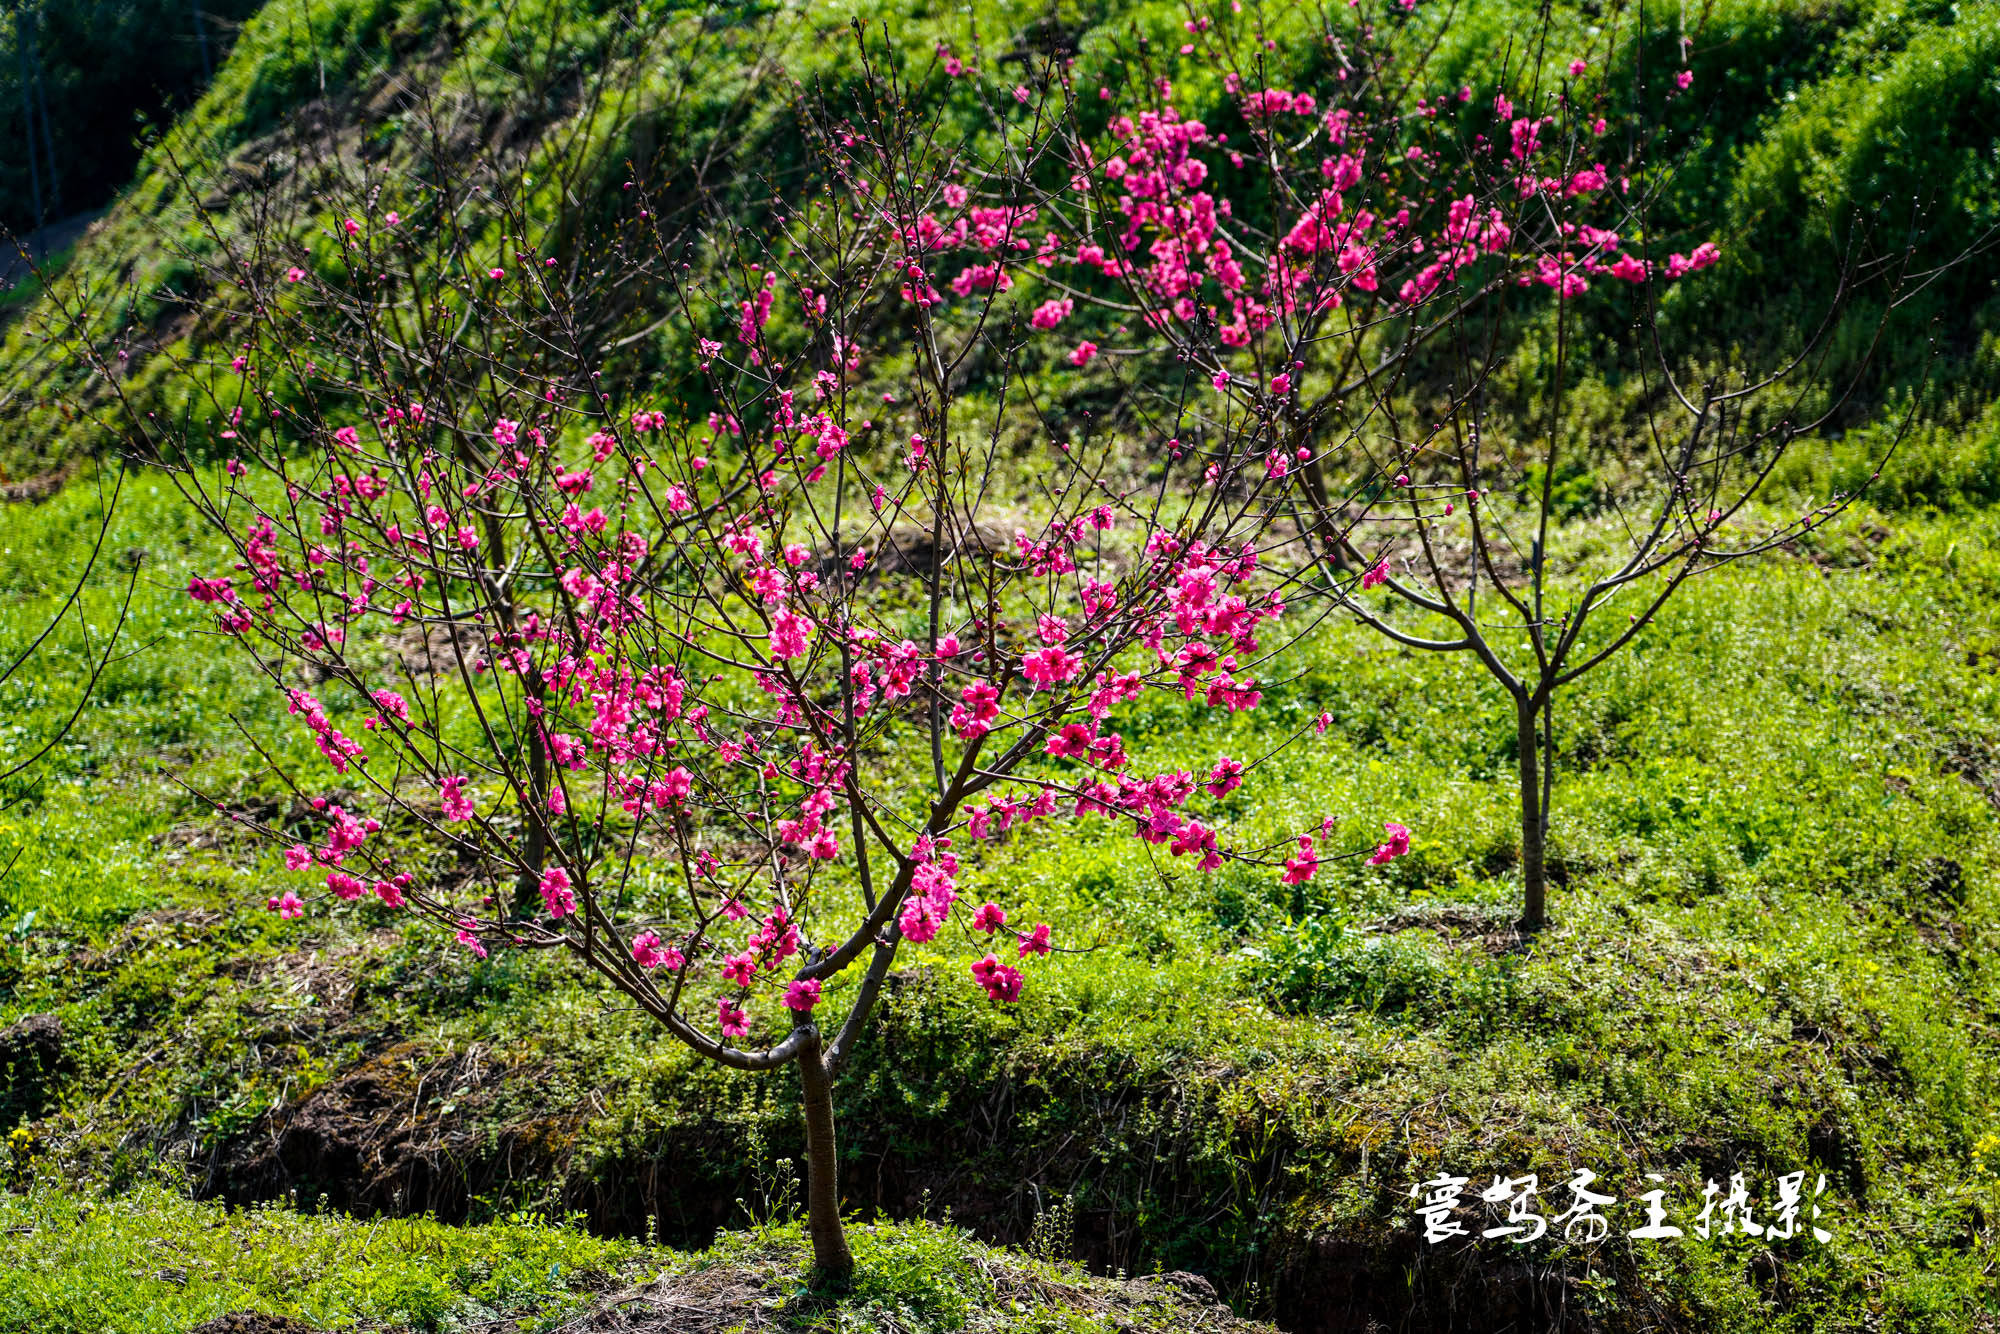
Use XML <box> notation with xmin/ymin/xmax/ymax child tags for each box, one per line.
<box><xmin>1409</xmin><ymin>1170</ymin><xmax>1837</xmax><ymax>1245</ymax></box>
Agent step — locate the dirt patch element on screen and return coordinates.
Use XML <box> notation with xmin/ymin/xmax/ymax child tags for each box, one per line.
<box><xmin>1363</xmin><ymin>902</ymin><xmax>1527</xmax><ymax>956</ymax></box>
<box><xmin>387</xmin><ymin>616</ymin><xmax>490</xmax><ymax>679</ymax></box>
<box><xmin>0</xmin><ymin>1013</ymin><xmax>68</xmax><ymax>1122</ymax></box>
<box><xmin>1269</xmin><ymin>1227</ymin><xmax>1678</xmax><ymax>1334</ymax></box>
<box><xmin>208</xmin><ymin>1041</ymin><xmax>584</xmax><ymax>1220</ymax></box>
<box><xmin>194</xmin><ymin>990</ymin><xmax>1709</xmax><ymax>1332</ymax></box>
<box><xmin>190</xmin><ymin>1315</ymin><xmax>324</xmax><ymax>1334</ymax></box>
<box><xmin>0</xmin><ymin>462</ymin><xmax>76</xmax><ymax>501</ymax></box>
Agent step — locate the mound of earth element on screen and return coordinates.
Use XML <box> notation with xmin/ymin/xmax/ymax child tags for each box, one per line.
<box><xmin>543</xmin><ymin>1239</ymin><xmax>1271</xmax><ymax>1334</ymax></box>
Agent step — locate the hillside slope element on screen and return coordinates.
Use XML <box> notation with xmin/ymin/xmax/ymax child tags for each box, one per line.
<box><xmin>2</xmin><ymin>0</ymin><xmax>1998</xmax><ymax>490</ymax></box>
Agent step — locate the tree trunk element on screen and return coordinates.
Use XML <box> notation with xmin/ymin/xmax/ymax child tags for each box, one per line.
<box><xmin>27</xmin><ymin>3</ymin><xmax>56</xmax><ymax>217</ymax></box>
<box><xmin>795</xmin><ymin>1025</ymin><xmax>853</xmax><ymax>1286</ymax></box>
<box><xmin>1516</xmin><ymin>694</ymin><xmax>1547</xmax><ymax>930</ymax></box>
<box><xmin>193</xmin><ymin>0</ymin><xmax>212</xmax><ymax>79</ymax></box>
<box><xmin>16</xmin><ymin>4</ymin><xmax>44</xmax><ymax>237</ymax></box>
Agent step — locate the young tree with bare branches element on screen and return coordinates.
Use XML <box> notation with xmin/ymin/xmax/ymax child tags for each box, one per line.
<box><xmin>996</xmin><ymin>8</ymin><xmax>1965</xmax><ymax>929</ymax></box>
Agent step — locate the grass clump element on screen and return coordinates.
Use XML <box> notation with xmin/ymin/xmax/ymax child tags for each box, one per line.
<box><xmin>0</xmin><ymin>1183</ymin><xmax>648</xmax><ymax>1334</ymax></box>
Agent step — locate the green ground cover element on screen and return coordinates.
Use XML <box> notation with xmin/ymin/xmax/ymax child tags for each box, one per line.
<box><xmin>2</xmin><ymin>475</ymin><xmax>1996</xmax><ymax>1330</ymax></box>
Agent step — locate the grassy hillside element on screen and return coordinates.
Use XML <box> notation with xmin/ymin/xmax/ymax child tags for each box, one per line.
<box><xmin>2</xmin><ymin>0</ymin><xmax>2000</xmax><ymax>1331</ymax></box>
<box><xmin>2</xmin><ymin>0</ymin><xmax>1998</xmax><ymax>486</ymax></box>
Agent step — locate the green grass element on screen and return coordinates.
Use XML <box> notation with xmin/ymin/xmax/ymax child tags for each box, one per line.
<box><xmin>0</xmin><ymin>1184</ymin><xmax>649</xmax><ymax>1334</ymax></box>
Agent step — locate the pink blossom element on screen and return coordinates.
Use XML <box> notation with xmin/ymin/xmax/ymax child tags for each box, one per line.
<box><xmin>440</xmin><ymin>775</ymin><xmax>476</xmax><ymax>821</ymax></box>
<box><xmin>950</xmin><ymin>263</ymin><xmax>1012</xmax><ymax>296</ymax></box>
<box><xmin>539</xmin><ymin>866</ymin><xmax>576</xmax><ymax>918</ymax></box>
<box><xmin>456</xmin><ymin>919</ymin><xmax>488</xmax><ymax>958</ymax></box>
<box><xmin>770</xmin><ymin>608</ymin><xmax>813</xmax><ymax>660</ymax></box>
<box><xmin>898</xmin><ymin>893</ymin><xmax>945</xmax><ymax>943</ymax></box>
<box><xmin>722</xmin><ymin>952</ymin><xmax>758</xmax><ymax>987</ymax></box>
<box><xmin>952</xmin><ymin>679</ymin><xmax>1002</xmax><ymax>739</ymax></box>
<box><xmin>783</xmin><ymin>979</ymin><xmax>823</xmax><ymax>1012</ymax></box>
<box><xmin>1674</xmin><ymin>69</ymin><xmax>1694</xmax><ymax>90</ymax></box>
<box><xmin>286</xmin><ymin>266</ymin><xmax>307</xmax><ymax>283</ymax></box>
<box><xmin>971</xmin><ymin>953</ymin><xmax>1024</xmax><ymax>1003</ymax></box>
<box><xmin>1362</xmin><ymin>558</ymin><xmax>1390</xmax><ymax>589</ymax></box>
<box><xmin>631</xmin><ymin>931</ymin><xmax>682</xmax><ymax>970</ymax></box>
<box><xmin>1663</xmin><ymin>242</ymin><xmax>1723</xmax><ymax>278</ymax></box>
<box><xmin>1367</xmin><ymin>821</ymin><xmax>1412</xmax><ymax>865</ymax></box>
<box><xmin>1030</xmin><ymin>297</ymin><xmax>1073</xmax><ymax>329</ymax></box>
<box><xmin>267</xmin><ymin>891</ymin><xmax>305</xmax><ymax>919</ymax></box>
<box><xmin>187</xmin><ymin>576</ymin><xmax>237</xmax><ymax>604</ymax></box>
<box><xmin>1206</xmin><ymin>757</ymin><xmax>1244</xmax><ymax>797</ymax></box>
<box><xmin>1068</xmin><ymin>341</ymin><xmax>1098</xmax><ymax>367</ymax></box>
<box><xmin>972</xmin><ymin>901</ymin><xmax>1007</xmax><ymax>933</ymax></box>
<box><xmin>717</xmin><ymin>998</ymin><xmax>751</xmax><ymax>1038</ymax></box>
<box><xmin>1022</xmin><ymin>646</ymin><xmax>1081</xmax><ymax>689</ymax></box>
<box><xmin>1016</xmin><ymin>922</ymin><xmax>1052</xmax><ymax>957</ymax></box>
<box><xmin>328</xmin><ymin>816</ymin><xmax>378</xmax><ymax>868</ymax></box>
<box><xmin>1605</xmin><ymin>254</ymin><xmax>1649</xmax><ymax>282</ymax></box>
<box><xmin>1281</xmin><ymin>836</ymin><xmax>1318</xmax><ymax>884</ymax></box>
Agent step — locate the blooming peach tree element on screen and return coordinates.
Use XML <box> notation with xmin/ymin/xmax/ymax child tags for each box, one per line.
<box><xmin>105</xmin><ymin>32</ymin><xmax>1445</xmax><ymax>1279</ymax></box>
<box><xmin>93</xmin><ymin>2</ymin><xmax>1820</xmax><ymax>1279</ymax></box>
